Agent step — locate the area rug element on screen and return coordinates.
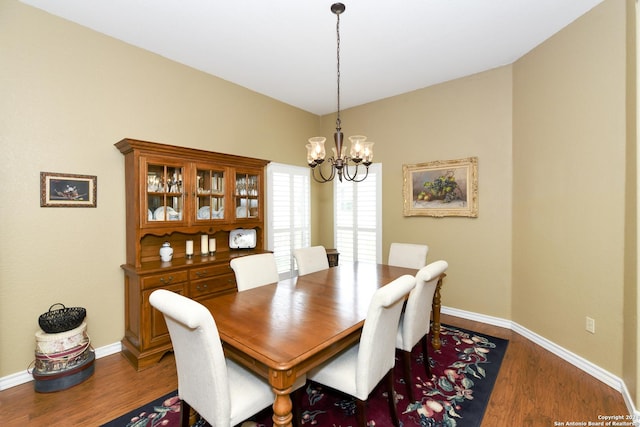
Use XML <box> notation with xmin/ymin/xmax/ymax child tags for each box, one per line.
<box><xmin>102</xmin><ymin>324</ymin><xmax>508</xmax><ymax>427</ymax></box>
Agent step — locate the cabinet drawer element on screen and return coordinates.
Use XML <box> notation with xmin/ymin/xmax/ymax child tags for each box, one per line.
<box><xmin>190</xmin><ymin>264</ymin><xmax>233</xmax><ymax>280</ymax></box>
<box><xmin>141</xmin><ymin>271</ymin><xmax>188</xmax><ymax>289</ymax></box>
<box><xmin>189</xmin><ymin>274</ymin><xmax>236</xmax><ymax>299</ymax></box>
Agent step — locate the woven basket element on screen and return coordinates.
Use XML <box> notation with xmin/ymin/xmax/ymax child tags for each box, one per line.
<box><xmin>38</xmin><ymin>303</ymin><xmax>86</xmax><ymax>334</ymax></box>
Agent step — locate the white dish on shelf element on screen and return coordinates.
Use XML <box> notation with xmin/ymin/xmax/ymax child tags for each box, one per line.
<box><xmin>148</xmin><ymin>209</ymin><xmax>153</xmax><ymax>220</ymax></box>
<box><xmin>154</xmin><ymin>206</ymin><xmax>179</xmax><ymax>220</ymax></box>
<box><xmin>197</xmin><ymin>206</ymin><xmax>224</xmax><ymax>219</ymax></box>
<box><xmin>197</xmin><ymin>206</ymin><xmax>210</xmax><ymax>219</ymax></box>
<box><xmin>236</xmin><ymin>206</ymin><xmax>247</xmax><ymax>217</ymax></box>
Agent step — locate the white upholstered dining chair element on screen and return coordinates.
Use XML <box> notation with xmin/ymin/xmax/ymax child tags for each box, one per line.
<box><xmin>230</xmin><ymin>252</ymin><xmax>279</xmax><ymax>291</ymax></box>
<box><xmin>307</xmin><ymin>274</ymin><xmax>416</xmax><ymax>427</ymax></box>
<box><xmin>396</xmin><ymin>260</ymin><xmax>448</xmax><ymax>402</ymax></box>
<box><xmin>149</xmin><ymin>289</ymin><xmax>278</xmax><ymax>427</ymax></box>
<box><xmin>388</xmin><ymin>242</ymin><xmax>429</xmax><ymax>269</ymax></box>
<box><xmin>293</xmin><ymin>245</ymin><xmax>329</xmax><ymax>276</ymax></box>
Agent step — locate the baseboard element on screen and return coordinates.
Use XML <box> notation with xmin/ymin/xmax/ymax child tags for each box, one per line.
<box><xmin>441</xmin><ymin>305</ymin><xmax>513</xmax><ymax>330</ymax></box>
<box><xmin>0</xmin><ymin>342</ymin><xmax>122</xmax><ymax>391</ymax></box>
<box><xmin>442</xmin><ymin>305</ymin><xmax>639</xmax><ymax>418</ymax></box>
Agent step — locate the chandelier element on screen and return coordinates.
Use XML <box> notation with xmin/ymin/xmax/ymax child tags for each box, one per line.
<box><xmin>305</xmin><ymin>3</ymin><xmax>374</xmax><ymax>183</ymax></box>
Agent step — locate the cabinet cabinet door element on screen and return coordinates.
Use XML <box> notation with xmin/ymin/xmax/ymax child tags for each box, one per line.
<box><xmin>194</xmin><ymin>164</ymin><xmax>229</xmax><ymax>223</ymax></box>
<box><xmin>142</xmin><ymin>283</ymin><xmax>185</xmax><ymax>349</ymax></box>
<box><xmin>234</xmin><ymin>170</ymin><xmax>262</xmax><ymax>220</ymax></box>
<box><xmin>142</xmin><ymin>157</ymin><xmax>187</xmax><ymax>228</ymax></box>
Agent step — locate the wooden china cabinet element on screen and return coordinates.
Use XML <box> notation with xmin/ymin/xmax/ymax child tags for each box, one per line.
<box><xmin>115</xmin><ymin>138</ymin><xmax>269</xmax><ymax>370</ymax></box>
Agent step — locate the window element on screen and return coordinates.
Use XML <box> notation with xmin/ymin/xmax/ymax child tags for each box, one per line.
<box><xmin>334</xmin><ymin>163</ymin><xmax>382</xmax><ymax>264</ymax></box>
<box><xmin>266</xmin><ymin>163</ymin><xmax>310</xmax><ymax>278</ymax></box>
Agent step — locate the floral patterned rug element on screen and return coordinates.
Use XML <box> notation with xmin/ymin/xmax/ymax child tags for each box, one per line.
<box><xmin>102</xmin><ymin>324</ymin><xmax>508</xmax><ymax>427</ymax></box>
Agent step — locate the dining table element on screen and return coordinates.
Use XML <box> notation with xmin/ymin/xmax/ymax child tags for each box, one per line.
<box><xmin>202</xmin><ymin>261</ymin><xmax>445</xmax><ymax>427</ymax></box>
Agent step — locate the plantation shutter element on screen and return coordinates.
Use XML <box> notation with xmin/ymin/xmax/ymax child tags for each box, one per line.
<box><xmin>334</xmin><ymin>163</ymin><xmax>382</xmax><ymax>264</ymax></box>
<box><xmin>266</xmin><ymin>163</ymin><xmax>310</xmax><ymax>278</ymax></box>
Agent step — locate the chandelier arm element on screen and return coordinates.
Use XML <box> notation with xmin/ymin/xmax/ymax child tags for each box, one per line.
<box><xmin>342</xmin><ymin>160</ymin><xmax>354</xmax><ymax>180</ymax></box>
<box><xmin>311</xmin><ymin>169</ymin><xmax>329</xmax><ymax>183</ymax></box>
<box><xmin>311</xmin><ymin>167</ymin><xmax>329</xmax><ymax>183</ymax></box>
<box><xmin>354</xmin><ymin>167</ymin><xmax>370</xmax><ymax>182</ymax></box>
<box><xmin>342</xmin><ymin>161</ymin><xmax>370</xmax><ymax>182</ymax></box>
<box><xmin>316</xmin><ymin>160</ymin><xmax>337</xmax><ymax>183</ymax></box>
<box><xmin>342</xmin><ymin>159</ymin><xmax>358</xmax><ymax>180</ymax></box>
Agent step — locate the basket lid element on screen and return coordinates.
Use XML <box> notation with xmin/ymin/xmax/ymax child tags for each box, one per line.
<box><xmin>35</xmin><ymin>322</ymin><xmax>87</xmax><ymax>341</ymax></box>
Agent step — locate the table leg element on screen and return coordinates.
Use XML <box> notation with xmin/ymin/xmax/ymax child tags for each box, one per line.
<box><xmin>272</xmin><ymin>391</ymin><xmax>293</xmax><ymax>427</ymax></box>
<box><xmin>431</xmin><ymin>274</ymin><xmax>444</xmax><ymax>351</ymax></box>
<box><xmin>270</xmin><ymin>370</ymin><xmax>295</xmax><ymax>427</ymax></box>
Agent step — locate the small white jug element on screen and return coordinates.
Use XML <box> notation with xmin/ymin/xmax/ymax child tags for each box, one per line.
<box><xmin>159</xmin><ymin>242</ymin><xmax>173</xmax><ymax>262</ymax></box>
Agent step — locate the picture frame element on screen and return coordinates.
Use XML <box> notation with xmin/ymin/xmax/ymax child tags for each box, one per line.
<box><xmin>403</xmin><ymin>157</ymin><xmax>478</xmax><ymax>217</ymax></box>
<box><xmin>40</xmin><ymin>172</ymin><xmax>97</xmax><ymax>208</ymax></box>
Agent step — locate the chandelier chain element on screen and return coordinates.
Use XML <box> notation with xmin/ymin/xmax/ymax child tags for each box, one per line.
<box><xmin>336</xmin><ymin>11</ymin><xmax>341</xmax><ymax>130</ymax></box>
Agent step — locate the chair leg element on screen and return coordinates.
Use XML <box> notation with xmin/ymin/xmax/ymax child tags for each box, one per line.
<box><xmin>180</xmin><ymin>400</ymin><xmax>191</xmax><ymax>427</ymax></box>
<box><xmin>385</xmin><ymin>369</ymin><xmax>400</xmax><ymax>427</ymax></box>
<box><xmin>355</xmin><ymin>398</ymin><xmax>368</xmax><ymax>427</ymax></box>
<box><xmin>401</xmin><ymin>349</ymin><xmax>415</xmax><ymax>402</ymax></box>
<box><xmin>421</xmin><ymin>335</ymin><xmax>432</xmax><ymax>377</ymax></box>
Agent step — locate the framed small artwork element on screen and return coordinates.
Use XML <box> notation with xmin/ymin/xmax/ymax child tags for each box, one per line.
<box><xmin>40</xmin><ymin>172</ymin><xmax>97</xmax><ymax>208</ymax></box>
<box><xmin>403</xmin><ymin>157</ymin><xmax>478</xmax><ymax>217</ymax></box>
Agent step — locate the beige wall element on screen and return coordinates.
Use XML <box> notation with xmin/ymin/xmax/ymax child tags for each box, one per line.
<box><xmin>512</xmin><ymin>0</ymin><xmax>629</xmax><ymax>378</ymax></box>
<box><xmin>1</xmin><ymin>0</ymin><xmax>637</xmax><ymax>407</ymax></box>
<box><xmin>634</xmin><ymin>0</ymin><xmax>640</xmax><ymax>407</ymax></box>
<box><xmin>0</xmin><ymin>1</ymin><xmax>316</xmax><ymax>376</ymax></box>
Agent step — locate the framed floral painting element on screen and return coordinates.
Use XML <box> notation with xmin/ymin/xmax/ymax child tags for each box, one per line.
<box><xmin>403</xmin><ymin>157</ymin><xmax>478</xmax><ymax>217</ymax></box>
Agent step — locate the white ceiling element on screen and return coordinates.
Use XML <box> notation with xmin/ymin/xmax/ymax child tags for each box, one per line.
<box><xmin>21</xmin><ymin>0</ymin><xmax>604</xmax><ymax>115</ymax></box>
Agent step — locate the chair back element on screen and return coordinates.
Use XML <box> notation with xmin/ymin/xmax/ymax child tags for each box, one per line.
<box><xmin>397</xmin><ymin>260</ymin><xmax>448</xmax><ymax>351</ymax></box>
<box><xmin>230</xmin><ymin>253</ymin><xmax>279</xmax><ymax>291</ymax></box>
<box><xmin>149</xmin><ymin>289</ymin><xmax>231</xmax><ymax>426</ymax></box>
<box><xmin>293</xmin><ymin>245</ymin><xmax>330</xmax><ymax>276</ymax></box>
<box><xmin>388</xmin><ymin>243</ymin><xmax>429</xmax><ymax>269</ymax></box>
<box><xmin>356</xmin><ymin>274</ymin><xmax>416</xmax><ymax>396</ymax></box>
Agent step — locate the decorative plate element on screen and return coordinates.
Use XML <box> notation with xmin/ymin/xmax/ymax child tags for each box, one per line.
<box><xmin>229</xmin><ymin>229</ymin><xmax>256</xmax><ymax>249</ymax></box>
<box><xmin>154</xmin><ymin>206</ymin><xmax>179</xmax><ymax>220</ymax></box>
<box><xmin>197</xmin><ymin>206</ymin><xmax>210</xmax><ymax>219</ymax></box>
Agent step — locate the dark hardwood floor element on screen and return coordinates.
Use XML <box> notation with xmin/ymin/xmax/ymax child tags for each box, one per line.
<box><xmin>1</xmin><ymin>314</ymin><xmax>629</xmax><ymax>426</ymax></box>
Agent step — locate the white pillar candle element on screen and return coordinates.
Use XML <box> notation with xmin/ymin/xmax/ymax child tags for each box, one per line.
<box><xmin>201</xmin><ymin>234</ymin><xmax>209</xmax><ymax>255</ymax></box>
<box><xmin>185</xmin><ymin>240</ymin><xmax>194</xmax><ymax>256</ymax></box>
<box><xmin>209</xmin><ymin>237</ymin><xmax>216</xmax><ymax>253</ymax></box>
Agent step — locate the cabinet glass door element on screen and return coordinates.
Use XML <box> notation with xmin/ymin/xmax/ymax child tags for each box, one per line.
<box><xmin>234</xmin><ymin>172</ymin><xmax>259</xmax><ymax>219</ymax></box>
<box><xmin>195</xmin><ymin>166</ymin><xmax>226</xmax><ymax>221</ymax></box>
<box><xmin>145</xmin><ymin>161</ymin><xmax>184</xmax><ymax>225</ymax></box>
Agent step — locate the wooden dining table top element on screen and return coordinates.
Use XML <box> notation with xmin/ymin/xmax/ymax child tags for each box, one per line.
<box><xmin>202</xmin><ymin>261</ymin><xmax>419</xmax><ymax>427</ymax></box>
<box><xmin>204</xmin><ymin>262</ymin><xmax>417</xmax><ymax>371</ymax></box>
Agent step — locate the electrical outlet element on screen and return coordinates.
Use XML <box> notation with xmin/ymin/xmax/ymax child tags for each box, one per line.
<box><xmin>586</xmin><ymin>317</ymin><xmax>595</xmax><ymax>334</ymax></box>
